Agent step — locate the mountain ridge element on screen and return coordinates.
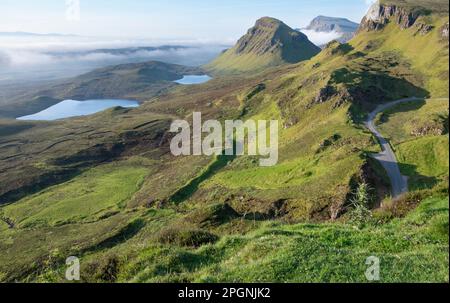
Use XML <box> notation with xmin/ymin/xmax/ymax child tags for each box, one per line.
<box><xmin>206</xmin><ymin>17</ymin><xmax>321</xmax><ymax>74</ymax></box>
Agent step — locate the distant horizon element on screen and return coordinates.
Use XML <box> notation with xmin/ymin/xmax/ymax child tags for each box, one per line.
<box><xmin>0</xmin><ymin>13</ymin><xmax>361</xmax><ymax>39</ymax></box>
<box><xmin>0</xmin><ymin>0</ymin><xmax>373</xmax><ymax>41</ymax></box>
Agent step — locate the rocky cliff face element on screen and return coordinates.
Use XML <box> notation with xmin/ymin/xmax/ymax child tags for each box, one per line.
<box><xmin>358</xmin><ymin>1</ymin><xmax>422</xmax><ymax>32</ymax></box>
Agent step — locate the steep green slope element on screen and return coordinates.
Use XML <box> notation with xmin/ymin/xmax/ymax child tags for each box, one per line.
<box><xmin>355</xmin><ymin>26</ymin><xmax>448</xmax><ymax>97</ymax></box>
<box><xmin>186</xmin><ymin>0</ymin><xmax>448</xmax><ymax>219</ymax></box>
<box><xmin>375</xmin><ymin>99</ymin><xmax>448</xmax><ymax>144</ymax></box>
<box><xmin>206</xmin><ymin>17</ymin><xmax>321</xmax><ymax>74</ymax></box>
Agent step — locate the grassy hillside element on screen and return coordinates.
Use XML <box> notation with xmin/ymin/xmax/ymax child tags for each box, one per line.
<box><xmin>0</xmin><ymin>1</ymin><xmax>448</xmax><ymax>282</ymax></box>
<box><xmin>5</xmin><ymin>191</ymin><xmax>446</xmax><ymax>283</ymax></box>
<box><xmin>375</xmin><ymin>99</ymin><xmax>448</xmax><ymax>144</ymax></box>
<box><xmin>119</xmin><ymin>194</ymin><xmax>449</xmax><ymax>283</ymax></box>
<box><xmin>379</xmin><ymin>0</ymin><xmax>450</xmax><ymax>13</ymax></box>
<box><xmin>397</xmin><ymin>136</ymin><xmax>449</xmax><ymax>189</ymax></box>
<box><xmin>375</xmin><ymin>98</ymin><xmax>449</xmax><ymax>190</ymax></box>
<box><xmin>353</xmin><ymin>18</ymin><xmax>449</xmax><ymax>97</ymax></box>
<box><xmin>2</xmin><ymin>161</ymin><xmax>148</xmax><ymax>228</ymax></box>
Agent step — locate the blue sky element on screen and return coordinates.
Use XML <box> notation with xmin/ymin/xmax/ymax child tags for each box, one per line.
<box><xmin>0</xmin><ymin>0</ymin><xmax>373</xmax><ymax>41</ymax></box>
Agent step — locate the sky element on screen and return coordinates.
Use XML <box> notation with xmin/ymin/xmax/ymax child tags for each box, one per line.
<box><xmin>0</xmin><ymin>0</ymin><xmax>375</xmax><ymax>43</ymax></box>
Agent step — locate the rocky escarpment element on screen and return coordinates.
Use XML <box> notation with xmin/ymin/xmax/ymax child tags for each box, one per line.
<box><xmin>358</xmin><ymin>1</ymin><xmax>425</xmax><ymax>32</ymax></box>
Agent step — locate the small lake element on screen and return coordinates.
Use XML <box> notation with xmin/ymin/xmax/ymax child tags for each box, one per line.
<box><xmin>17</xmin><ymin>99</ymin><xmax>139</xmax><ymax>121</ymax></box>
<box><xmin>174</xmin><ymin>75</ymin><xmax>212</xmax><ymax>85</ymax></box>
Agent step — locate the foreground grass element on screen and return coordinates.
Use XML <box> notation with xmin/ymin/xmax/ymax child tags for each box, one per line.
<box><xmin>118</xmin><ymin>195</ymin><xmax>448</xmax><ymax>283</ymax></box>
<box><xmin>0</xmin><ymin>159</ymin><xmax>152</xmax><ymax>281</ymax></box>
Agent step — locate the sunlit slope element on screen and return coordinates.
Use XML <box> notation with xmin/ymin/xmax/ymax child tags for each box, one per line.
<box><xmin>375</xmin><ymin>98</ymin><xmax>449</xmax><ymax>190</ymax></box>
<box><xmin>356</xmin><ymin>0</ymin><xmax>449</xmax><ymax>97</ymax></box>
<box><xmin>118</xmin><ymin>195</ymin><xmax>448</xmax><ymax>283</ymax></box>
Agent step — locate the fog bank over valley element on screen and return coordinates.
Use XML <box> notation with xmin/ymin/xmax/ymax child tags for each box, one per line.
<box><xmin>0</xmin><ymin>34</ymin><xmax>228</xmax><ymax>86</ymax></box>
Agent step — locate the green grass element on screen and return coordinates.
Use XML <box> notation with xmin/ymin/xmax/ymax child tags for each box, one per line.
<box><xmin>397</xmin><ymin>135</ymin><xmax>449</xmax><ymax>189</ymax></box>
<box><xmin>171</xmin><ymin>154</ymin><xmax>236</xmax><ymax>203</ymax></box>
<box><xmin>206</xmin><ymin>51</ymin><xmax>285</xmax><ymax>75</ymax></box>
<box><xmin>376</xmin><ymin>99</ymin><xmax>449</xmax><ymax>144</ymax></box>
<box><xmin>0</xmin><ymin>211</ymin><xmax>141</xmax><ymax>282</ymax></box>
<box><xmin>351</xmin><ymin>17</ymin><xmax>449</xmax><ymax>97</ymax></box>
<box><xmin>5</xmin><ymin>193</ymin><xmax>447</xmax><ymax>283</ymax></box>
<box><xmin>373</xmin><ymin>98</ymin><xmax>449</xmax><ymax>190</ymax></box>
<box><xmin>380</xmin><ymin>0</ymin><xmax>449</xmax><ymax>14</ymax></box>
<box><xmin>2</xmin><ymin>160</ymin><xmax>149</xmax><ymax>228</ymax></box>
<box><xmin>116</xmin><ymin>195</ymin><xmax>448</xmax><ymax>283</ymax></box>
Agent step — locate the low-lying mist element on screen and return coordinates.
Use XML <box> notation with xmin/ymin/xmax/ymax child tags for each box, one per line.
<box><xmin>0</xmin><ymin>35</ymin><xmax>228</xmax><ymax>85</ymax></box>
<box><xmin>299</xmin><ymin>29</ymin><xmax>343</xmax><ymax>46</ymax></box>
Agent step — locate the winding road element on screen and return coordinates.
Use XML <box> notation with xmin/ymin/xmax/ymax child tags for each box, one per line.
<box><xmin>365</xmin><ymin>98</ymin><xmax>421</xmax><ymax>197</ymax></box>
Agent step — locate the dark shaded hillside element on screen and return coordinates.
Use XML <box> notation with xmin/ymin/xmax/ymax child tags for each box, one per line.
<box><xmin>0</xmin><ymin>61</ymin><xmax>203</xmax><ymax>119</ymax></box>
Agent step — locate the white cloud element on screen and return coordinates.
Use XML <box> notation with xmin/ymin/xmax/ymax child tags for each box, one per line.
<box><xmin>300</xmin><ymin>30</ymin><xmax>343</xmax><ymax>46</ymax></box>
<box><xmin>0</xmin><ymin>35</ymin><xmax>230</xmax><ymax>65</ymax></box>
<box><xmin>0</xmin><ymin>46</ymin><xmax>225</xmax><ymax>68</ymax></box>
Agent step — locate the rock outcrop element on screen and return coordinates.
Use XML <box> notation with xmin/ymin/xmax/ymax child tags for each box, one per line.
<box><xmin>441</xmin><ymin>22</ymin><xmax>449</xmax><ymax>40</ymax></box>
<box><xmin>358</xmin><ymin>1</ymin><xmax>423</xmax><ymax>32</ymax></box>
<box><xmin>308</xmin><ymin>84</ymin><xmax>353</xmax><ymax>109</ymax></box>
<box><xmin>415</xmin><ymin>22</ymin><xmax>434</xmax><ymax>35</ymax></box>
